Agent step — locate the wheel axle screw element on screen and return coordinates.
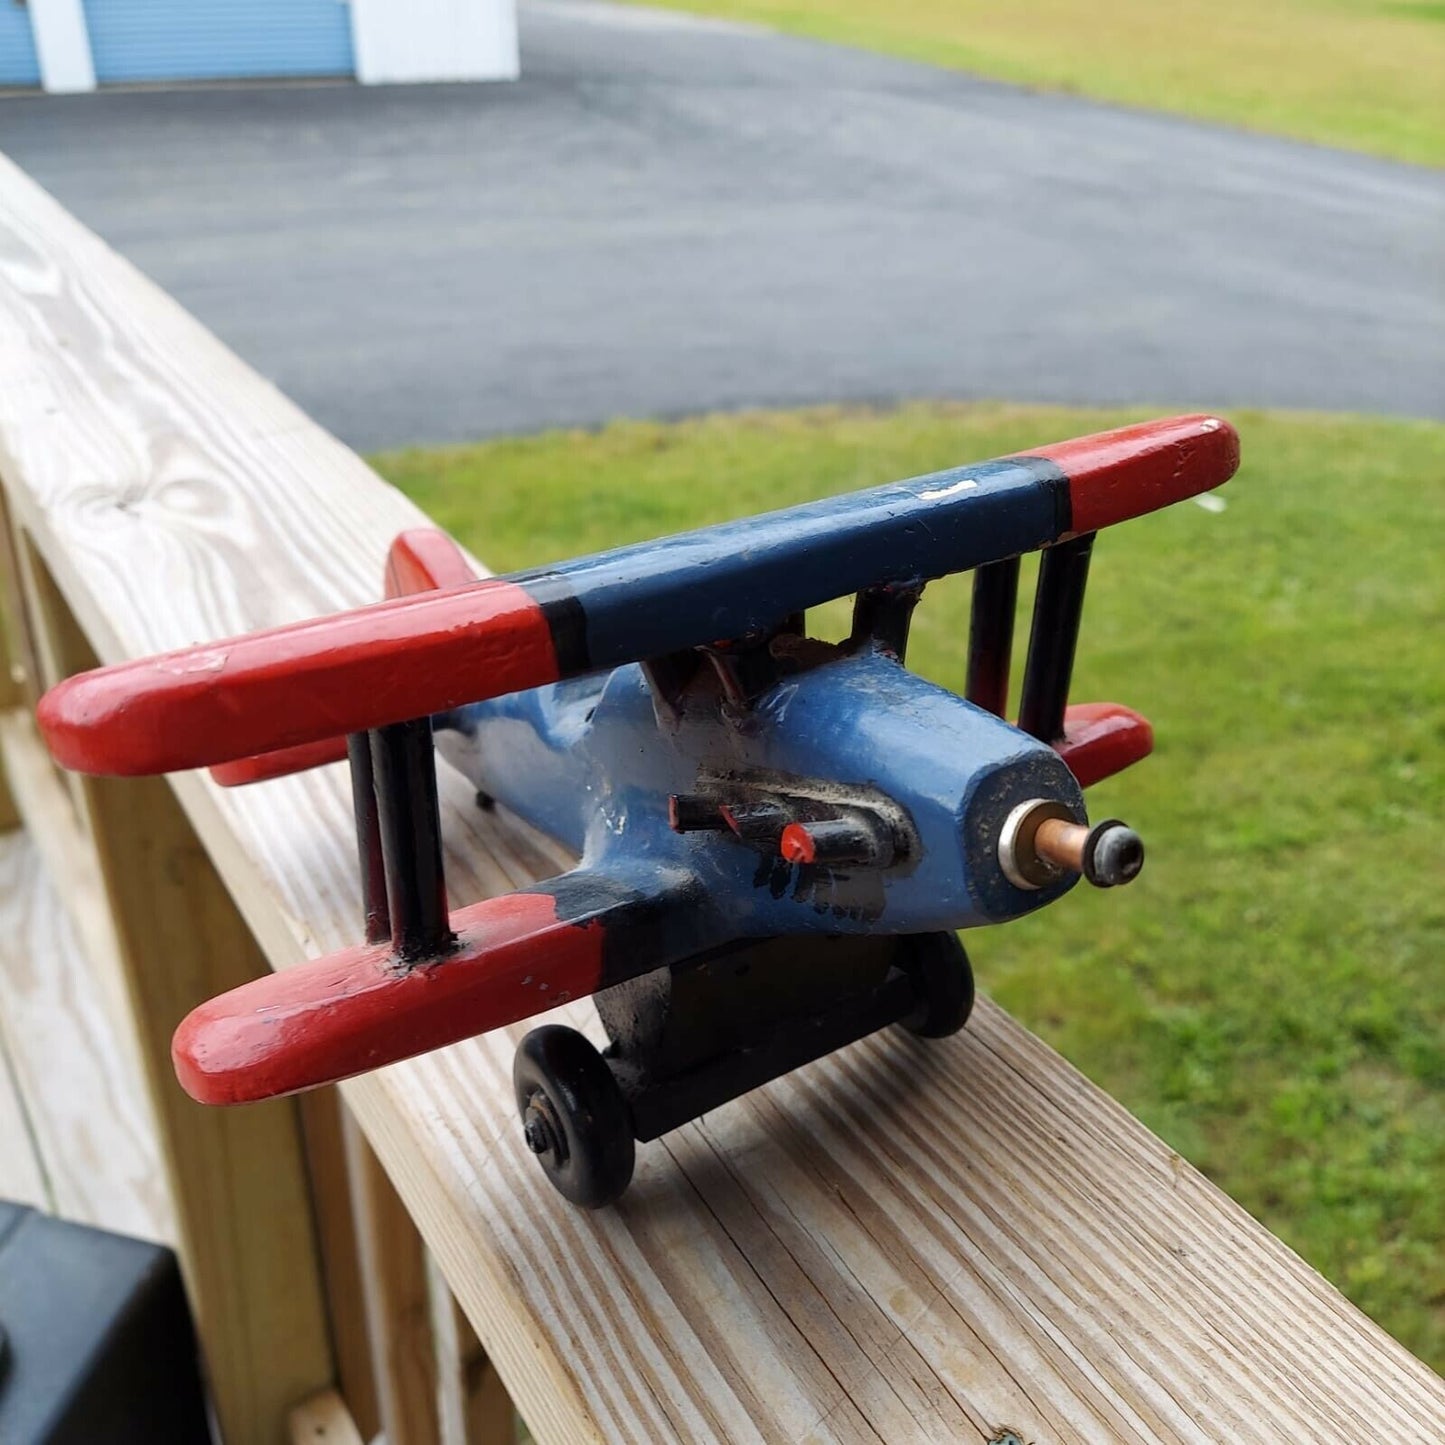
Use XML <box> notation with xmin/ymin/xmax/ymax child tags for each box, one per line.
<box><xmin>522</xmin><ymin>1098</ymin><xmax>567</xmax><ymax>1163</ymax></box>
<box><xmin>1083</xmin><ymin>820</ymin><xmax>1145</xmax><ymax>888</ymax></box>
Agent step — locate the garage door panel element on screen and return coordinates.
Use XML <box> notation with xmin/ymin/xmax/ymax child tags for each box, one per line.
<box><xmin>82</xmin><ymin>0</ymin><xmax>355</xmax><ymax>84</ymax></box>
<box><xmin>0</xmin><ymin>2</ymin><xmax>42</xmax><ymax>88</ymax></box>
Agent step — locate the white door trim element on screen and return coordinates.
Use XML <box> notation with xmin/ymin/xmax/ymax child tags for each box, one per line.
<box><xmin>30</xmin><ymin>0</ymin><xmax>96</xmax><ymax>93</ymax></box>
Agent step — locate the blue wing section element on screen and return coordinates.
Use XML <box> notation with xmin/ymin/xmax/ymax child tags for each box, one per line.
<box><xmin>515</xmin><ymin>455</ymin><xmax>1066</xmax><ymax>671</ymax></box>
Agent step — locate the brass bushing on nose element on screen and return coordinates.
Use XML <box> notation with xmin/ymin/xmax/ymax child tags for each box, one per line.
<box><xmin>999</xmin><ymin>799</ymin><xmax>1146</xmax><ymax>891</ymax></box>
<box><xmin>998</xmin><ymin>799</ymin><xmax>1076</xmax><ymax>890</ymax></box>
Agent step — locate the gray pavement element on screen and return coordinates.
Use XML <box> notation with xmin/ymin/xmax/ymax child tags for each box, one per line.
<box><xmin>1</xmin><ymin>0</ymin><xmax>1441</xmax><ymax>450</ymax></box>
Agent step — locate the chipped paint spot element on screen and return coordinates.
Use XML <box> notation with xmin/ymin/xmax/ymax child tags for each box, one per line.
<box><xmin>156</xmin><ymin>648</ymin><xmax>226</xmax><ymax>675</ymax></box>
<box><xmin>1200</xmin><ymin>417</ymin><xmax>1222</xmax><ymax>432</ymax></box>
<box><xmin>918</xmin><ymin>476</ymin><xmax>980</xmax><ymax>501</ymax></box>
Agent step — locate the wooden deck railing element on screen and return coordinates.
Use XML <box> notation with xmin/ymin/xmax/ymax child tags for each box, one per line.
<box><xmin>1</xmin><ymin>150</ymin><xmax>1441</xmax><ymax>1445</ymax></box>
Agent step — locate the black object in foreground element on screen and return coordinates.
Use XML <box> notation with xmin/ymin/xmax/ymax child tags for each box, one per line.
<box><xmin>0</xmin><ymin>1202</ymin><xmax>210</xmax><ymax>1444</ymax></box>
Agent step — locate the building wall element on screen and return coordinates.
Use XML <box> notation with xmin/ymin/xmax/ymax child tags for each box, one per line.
<box><xmin>351</xmin><ymin>0</ymin><xmax>519</xmax><ymax>84</ymax></box>
<box><xmin>19</xmin><ymin>0</ymin><xmax>518</xmax><ymax>92</ymax></box>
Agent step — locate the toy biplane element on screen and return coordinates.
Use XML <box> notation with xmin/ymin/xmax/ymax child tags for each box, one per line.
<box><xmin>39</xmin><ymin>414</ymin><xmax>1237</xmax><ymax>1207</ymax></box>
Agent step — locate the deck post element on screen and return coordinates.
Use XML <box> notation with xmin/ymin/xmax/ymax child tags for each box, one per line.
<box><xmin>7</xmin><ymin>538</ymin><xmax>335</xmax><ymax>1444</ymax></box>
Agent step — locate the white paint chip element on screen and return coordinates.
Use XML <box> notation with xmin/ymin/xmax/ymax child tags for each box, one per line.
<box><xmin>918</xmin><ymin>477</ymin><xmax>979</xmax><ymax>501</ymax></box>
<box><xmin>157</xmin><ymin>648</ymin><xmax>226</xmax><ymax>674</ymax></box>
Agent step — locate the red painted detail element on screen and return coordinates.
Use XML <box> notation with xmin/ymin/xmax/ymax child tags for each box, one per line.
<box><xmin>779</xmin><ymin>823</ymin><xmax>817</xmax><ymax>865</ymax></box>
<box><xmin>1028</xmin><ymin>414</ymin><xmax>1240</xmax><ymax>535</ymax></box>
<box><xmin>210</xmin><ymin>736</ymin><xmax>350</xmax><ymax>788</ymax></box>
<box><xmin>37</xmin><ymin>578</ymin><xmax>560</xmax><ymax>777</ymax></box>
<box><xmin>384</xmin><ymin>529</ymin><xmax>479</xmax><ymax>599</ymax></box>
<box><xmin>171</xmin><ymin>889</ymin><xmax>605</xmax><ymax>1105</ymax></box>
<box><xmin>1053</xmin><ymin>702</ymin><xmax>1154</xmax><ymax>788</ymax></box>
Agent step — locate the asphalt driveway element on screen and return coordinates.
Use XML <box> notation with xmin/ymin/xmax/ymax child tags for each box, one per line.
<box><xmin>1</xmin><ymin>0</ymin><xmax>1441</xmax><ymax>449</ymax></box>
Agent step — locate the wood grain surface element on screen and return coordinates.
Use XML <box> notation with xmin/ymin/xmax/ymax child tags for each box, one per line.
<box><xmin>428</xmin><ymin>1250</ymin><xmax>518</xmax><ymax>1445</ymax></box>
<box><xmin>0</xmin><ymin>991</ymin><xmax>49</xmax><ymax>1212</ymax></box>
<box><xmin>7</xmin><ymin>528</ymin><xmax>335</xmax><ymax>1443</ymax></box>
<box><xmin>345</xmin><ymin>1110</ymin><xmax>445</xmax><ymax>1445</ymax></box>
<box><xmin>0</xmin><ymin>826</ymin><xmax>172</xmax><ymax>1239</ymax></box>
<box><xmin>2</xmin><ymin>150</ymin><xmax>1442</xmax><ymax>1444</ymax></box>
<box><xmin>289</xmin><ymin>1390</ymin><xmax>367</xmax><ymax>1445</ymax></box>
<box><xmin>0</xmin><ymin>686</ymin><xmax>175</xmax><ymax>1112</ymax></box>
<box><xmin>299</xmin><ymin>1087</ymin><xmax>385</xmax><ymax>1442</ymax></box>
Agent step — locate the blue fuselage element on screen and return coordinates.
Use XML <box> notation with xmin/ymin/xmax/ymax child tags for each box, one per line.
<box><xmin>436</xmin><ymin>646</ymin><xmax>1083</xmax><ymax>946</ymax></box>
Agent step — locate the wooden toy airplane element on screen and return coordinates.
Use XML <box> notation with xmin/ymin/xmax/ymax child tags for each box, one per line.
<box><xmin>39</xmin><ymin>414</ymin><xmax>1238</xmax><ymax>1206</ymax></box>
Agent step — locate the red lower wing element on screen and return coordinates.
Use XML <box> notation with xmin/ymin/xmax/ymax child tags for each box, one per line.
<box><xmin>1054</xmin><ymin>702</ymin><xmax>1154</xmax><ymax>788</ymax></box>
<box><xmin>173</xmin><ymin>887</ymin><xmax>609</xmax><ymax>1105</ymax></box>
<box><xmin>210</xmin><ymin>735</ymin><xmax>350</xmax><ymax>787</ymax></box>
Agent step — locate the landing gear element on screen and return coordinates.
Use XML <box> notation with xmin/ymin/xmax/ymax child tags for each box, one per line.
<box><xmin>899</xmin><ymin>932</ymin><xmax>975</xmax><ymax>1038</ymax></box>
<box><xmin>512</xmin><ymin>1025</ymin><xmax>635</xmax><ymax>1209</ymax></box>
<box><xmin>514</xmin><ymin>932</ymin><xmax>975</xmax><ymax>1207</ymax></box>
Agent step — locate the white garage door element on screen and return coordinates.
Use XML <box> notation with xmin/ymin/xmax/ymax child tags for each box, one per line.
<box><xmin>82</xmin><ymin>0</ymin><xmax>355</xmax><ymax>84</ymax></box>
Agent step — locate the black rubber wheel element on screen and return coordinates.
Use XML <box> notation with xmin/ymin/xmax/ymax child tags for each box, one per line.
<box><xmin>899</xmin><ymin>932</ymin><xmax>976</xmax><ymax>1038</ymax></box>
<box><xmin>513</xmin><ymin>1025</ymin><xmax>636</xmax><ymax>1209</ymax></box>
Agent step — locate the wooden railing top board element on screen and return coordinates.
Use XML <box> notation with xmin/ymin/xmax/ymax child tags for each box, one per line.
<box><xmin>1</xmin><ymin>151</ymin><xmax>1441</xmax><ymax>1444</ymax></box>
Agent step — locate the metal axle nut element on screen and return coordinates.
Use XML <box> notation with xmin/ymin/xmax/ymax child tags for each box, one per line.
<box><xmin>522</xmin><ymin>1096</ymin><xmax>568</xmax><ymax>1163</ymax></box>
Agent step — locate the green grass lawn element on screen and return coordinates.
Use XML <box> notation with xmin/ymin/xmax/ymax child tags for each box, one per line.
<box><xmin>626</xmin><ymin>0</ymin><xmax>1445</xmax><ymax>167</ymax></box>
<box><xmin>375</xmin><ymin>403</ymin><xmax>1445</xmax><ymax>1369</ymax></box>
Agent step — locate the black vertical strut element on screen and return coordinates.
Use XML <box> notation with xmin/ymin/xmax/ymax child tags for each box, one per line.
<box><xmin>851</xmin><ymin>583</ymin><xmax>923</xmax><ymax>662</ymax></box>
<box><xmin>965</xmin><ymin>557</ymin><xmax>1020</xmax><ymax>718</ymax></box>
<box><xmin>347</xmin><ymin>732</ymin><xmax>390</xmax><ymax>945</ymax></box>
<box><xmin>369</xmin><ymin>718</ymin><xmax>454</xmax><ymax>963</ymax></box>
<box><xmin>1018</xmin><ymin>532</ymin><xmax>1096</xmax><ymax>743</ymax></box>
